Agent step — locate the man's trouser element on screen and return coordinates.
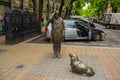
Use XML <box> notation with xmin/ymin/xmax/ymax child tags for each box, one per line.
<box><xmin>53</xmin><ymin>42</ymin><xmax>61</xmax><ymax>56</ymax></box>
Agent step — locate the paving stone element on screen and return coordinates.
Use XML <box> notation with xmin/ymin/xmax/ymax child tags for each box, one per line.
<box><xmin>0</xmin><ymin>49</ymin><xmax>7</xmax><ymax>54</ymax></box>
<box><xmin>0</xmin><ymin>43</ymin><xmax>120</xmax><ymax>80</ymax></box>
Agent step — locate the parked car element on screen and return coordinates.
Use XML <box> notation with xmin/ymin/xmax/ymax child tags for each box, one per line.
<box><xmin>45</xmin><ymin>20</ymin><xmax>106</xmax><ymax>41</ymax></box>
<box><xmin>70</xmin><ymin>16</ymin><xmax>85</xmax><ymax>20</ymax></box>
<box><xmin>70</xmin><ymin>16</ymin><xmax>96</xmax><ymax>28</ymax></box>
<box><xmin>88</xmin><ymin>17</ymin><xmax>99</xmax><ymax>23</ymax></box>
<box><xmin>97</xmin><ymin>18</ymin><xmax>103</xmax><ymax>24</ymax></box>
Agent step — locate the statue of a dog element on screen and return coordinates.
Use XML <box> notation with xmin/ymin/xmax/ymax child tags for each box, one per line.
<box><xmin>69</xmin><ymin>53</ymin><xmax>95</xmax><ymax>76</ymax></box>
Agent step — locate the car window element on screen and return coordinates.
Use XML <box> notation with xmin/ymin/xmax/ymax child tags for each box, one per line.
<box><xmin>104</xmin><ymin>14</ymin><xmax>111</xmax><ymax>23</ymax></box>
<box><xmin>75</xmin><ymin>22</ymin><xmax>88</xmax><ymax>29</ymax></box>
<box><xmin>79</xmin><ymin>20</ymin><xmax>90</xmax><ymax>26</ymax></box>
<box><xmin>64</xmin><ymin>21</ymin><xmax>76</xmax><ymax>28</ymax></box>
<box><xmin>47</xmin><ymin>22</ymin><xmax>75</xmax><ymax>28</ymax></box>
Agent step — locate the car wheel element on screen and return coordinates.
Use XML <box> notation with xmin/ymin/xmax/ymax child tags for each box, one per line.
<box><xmin>93</xmin><ymin>34</ymin><xmax>101</xmax><ymax>41</ymax></box>
<box><xmin>112</xmin><ymin>27</ymin><xmax>116</xmax><ymax>29</ymax></box>
<box><xmin>46</xmin><ymin>38</ymin><xmax>51</xmax><ymax>42</ymax></box>
<box><xmin>106</xmin><ymin>25</ymin><xmax>111</xmax><ymax>29</ymax></box>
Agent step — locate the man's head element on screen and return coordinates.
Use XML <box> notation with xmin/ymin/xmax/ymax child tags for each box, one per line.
<box><xmin>54</xmin><ymin>11</ymin><xmax>59</xmax><ymax>19</ymax></box>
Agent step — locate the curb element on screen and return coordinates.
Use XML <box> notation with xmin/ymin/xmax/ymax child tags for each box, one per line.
<box><xmin>21</xmin><ymin>33</ymin><xmax>45</xmax><ymax>43</ymax></box>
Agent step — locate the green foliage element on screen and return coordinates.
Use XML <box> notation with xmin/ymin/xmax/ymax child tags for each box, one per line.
<box><xmin>72</xmin><ymin>0</ymin><xmax>120</xmax><ymax>17</ymax></box>
<box><xmin>64</xmin><ymin>4</ymin><xmax>71</xmax><ymax>10</ymax></box>
<box><xmin>65</xmin><ymin>0</ymin><xmax>77</xmax><ymax>10</ymax></box>
<box><xmin>81</xmin><ymin>0</ymin><xmax>108</xmax><ymax>17</ymax></box>
<box><xmin>73</xmin><ymin>0</ymin><xmax>86</xmax><ymax>15</ymax></box>
<box><xmin>112</xmin><ymin>0</ymin><xmax>120</xmax><ymax>6</ymax></box>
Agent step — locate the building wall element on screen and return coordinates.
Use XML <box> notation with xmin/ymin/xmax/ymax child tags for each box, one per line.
<box><xmin>11</xmin><ymin>0</ymin><xmax>29</xmax><ymax>11</ymax></box>
<box><xmin>9</xmin><ymin>0</ymin><xmax>61</xmax><ymax>22</ymax></box>
<box><xmin>42</xmin><ymin>0</ymin><xmax>60</xmax><ymax>22</ymax></box>
<box><xmin>11</xmin><ymin>0</ymin><xmax>21</xmax><ymax>10</ymax></box>
<box><xmin>1</xmin><ymin>0</ymin><xmax>67</xmax><ymax>23</ymax></box>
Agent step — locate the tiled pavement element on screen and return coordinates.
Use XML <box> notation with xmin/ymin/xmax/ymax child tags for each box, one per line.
<box><xmin>0</xmin><ymin>42</ymin><xmax>120</xmax><ymax>80</ymax></box>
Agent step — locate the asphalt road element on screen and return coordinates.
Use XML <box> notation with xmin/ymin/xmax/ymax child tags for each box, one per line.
<box><xmin>30</xmin><ymin>23</ymin><xmax>120</xmax><ymax>48</ymax></box>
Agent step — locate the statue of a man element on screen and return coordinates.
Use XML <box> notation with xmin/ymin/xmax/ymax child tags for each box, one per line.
<box><xmin>47</xmin><ymin>11</ymin><xmax>65</xmax><ymax>58</ymax></box>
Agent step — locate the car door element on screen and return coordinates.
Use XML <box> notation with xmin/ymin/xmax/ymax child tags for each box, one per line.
<box><xmin>75</xmin><ymin>21</ymin><xmax>91</xmax><ymax>39</ymax></box>
<box><xmin>64</xmin><ymin>21</ymin><xmax>78</xmax><ymax>40</ymax></box>
<box><xmin>81</xmin><ymin>22</ymin><xmax>92</xmax><ymax>40</ymax></box>
<box><xmin>75</xmin><ymin>22</ymin><xmax>84</xmax><ymax>37</ymax></box>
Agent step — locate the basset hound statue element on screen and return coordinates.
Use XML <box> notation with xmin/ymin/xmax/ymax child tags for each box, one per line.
<box><xmin>69</xmin><ymin>53</ymin><xmax>95</xmax><ymax>76</ymax></box>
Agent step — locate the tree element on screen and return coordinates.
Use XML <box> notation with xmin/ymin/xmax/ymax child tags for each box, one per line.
<box><xmin>81</xmin><ymin>0</ymin><xmax>120</xmax><ymax>17</ymax></box>
<box><xmin>46</xmin><ymin>0</ymin><xmax>50</xmax><ymax>21</ymax></box>
<box><xmin>38</xmin><ymin>0</ymin><xmax>44</xmax><ymax>34</ymax></box>
<box><xmin>67</xmin><ymin>0</ymin><xmax>75</xmax><ymax>17</ymax></box>
<box><xmin>71</xmin><ymin>0</ymin><xmax>120</xmax><ymax>18</ymax></box>
<box><xmin>21</xmin><ymin>0</ymin><xmax>23</xmax><ymax>11</ymax></box>
<box><xmin>64</xmin><ymin>0</ymin><xmax>76</xmax><ymax>18</ymax></box>
<box><xmin>73</xmin><ymin>0</ymin><xmax>86</xmax><ymax>15</ymax></box>
<box><xmin>59</xmin><ymin>0</ymin><xmax>64</xmax><ymax>17</ymax></box>
<box><xmin>111</xmin><ymin>0</ymin><xmax>120</xmax><ymax>13</ymax></box>
<box><xmin>32</xmin><ymin>0</ymin><xmax>36</xmax><ymax>12</ymax></box>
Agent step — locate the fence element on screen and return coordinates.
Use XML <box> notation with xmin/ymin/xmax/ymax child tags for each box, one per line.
<box><xmin>4</xmin><ymin>10</ymin><xmax>39</xmax><ymax>44</ymax></box>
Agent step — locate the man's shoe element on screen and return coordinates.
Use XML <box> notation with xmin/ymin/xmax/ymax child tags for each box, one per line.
<box><xmin>57</xmin><ymin>54</ymin><xmax>61</xmax><ymax>58</ymax></box>
<box><xmin>53</xmin><ymin>54</ymin><xmax>57</xmax><ymax>58</ymax></box>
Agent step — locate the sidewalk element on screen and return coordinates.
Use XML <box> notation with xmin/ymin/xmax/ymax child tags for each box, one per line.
<box><xmin>0</xmin><ymin>35</ymin><xmax>5</xmax><ymax>45</ymax></box>
<box><xmin>0</xmin><ymin>42</ymin><xmax>120</xmax><ymax>80</ymax></box>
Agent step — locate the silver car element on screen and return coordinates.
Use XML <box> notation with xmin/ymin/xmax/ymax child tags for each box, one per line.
<box><xmin>45</xmin><ymin>20</ymin><xmax>106</xmax><ymax>41</ymax></box>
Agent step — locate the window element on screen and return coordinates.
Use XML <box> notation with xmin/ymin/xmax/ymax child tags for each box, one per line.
<box><xmin>65</xmin><ymin>21</ymin><xmax>75</xmax><ymax>28</ymax></box>
<box><xmin>75</xmin><ymin>22</ymin><xmax>88</xmax><ymax>29</ymax></box>
<box><xmin>104</xmin><ymin>14</ymin><xmax>111</xmax><ymax>23</ymax></box>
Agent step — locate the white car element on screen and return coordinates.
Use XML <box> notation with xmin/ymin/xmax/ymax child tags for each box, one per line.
<box><xmin>45</xmin><ymin>20</ymin><xmax>106</xmax><ymax>41</ymax></box>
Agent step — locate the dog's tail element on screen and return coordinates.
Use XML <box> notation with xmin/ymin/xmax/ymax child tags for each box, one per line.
<box><xmin>85</xmin><ymin>67</ymin><xmax>95</xmax><ymax>76</ymax></box>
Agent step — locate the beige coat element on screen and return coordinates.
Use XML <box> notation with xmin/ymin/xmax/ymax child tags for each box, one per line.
<box><xmin>47</xmin><ymin>12</ymin><xmax>65</xmax><ymax>42</ymax></box>
<box><xmin>51</xmin><ymin>17</ymin><xmax>65</xmax><ymax>42</ymax></box>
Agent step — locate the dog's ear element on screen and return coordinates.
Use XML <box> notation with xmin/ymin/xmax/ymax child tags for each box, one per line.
<box><xmin>69</xmin><ymin>53</ymin><xmax>72</xmax><ymax>57</ymax></box>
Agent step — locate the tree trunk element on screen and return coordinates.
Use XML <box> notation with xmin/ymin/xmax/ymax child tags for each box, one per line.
<box><xmin>64</xmin><ymin>9</ymin><xmax>69</xmax><ymax>19</ymax></box>
<box><xmin>112</xmin><ymin>6</ymin><xmax>118</xmax><ymax>13</ymax></box>
<box><xmin>68</xmin><ymin>5</ymin><xmax>73</xmax><ymax>18</ymax></box>
<box><xmin>21</xmin><ymin>0</ymin><xmax>23</xmax><ymax>11</ymax></box>
<box><xmin>32</xmin><ymin>0</ymin><xmax>36</xmax><ymax>12</ymax></box>
<box><xmin>64</xmin><ymin>0</ymin><xmax>75</xmax><ymax>19</ymax></box>
<box><xmin>9</xmin><ymin>0</ymin><xmax>11</xmax><ymax>9</ymax></box>
<box><xmin>46</xmin><ymin>0</ymin><xmax>50</xmax><ymax>21</ymax></box>
<box><xmin>59</xmin><ymin>0</ymin><xmax>64</xmax><ymax>17</ymax></box>
<box><xmin>38</xmin><ymin>0</ymin><xmax>44</xmax><ymax>34</ymax></box>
